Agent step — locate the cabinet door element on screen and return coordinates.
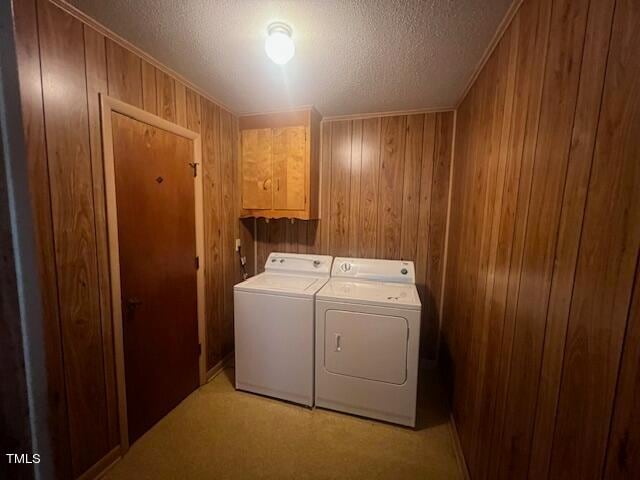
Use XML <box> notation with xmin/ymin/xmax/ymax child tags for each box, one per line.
<box><xmin>272</xmin><ymin>126</ymin><xmax>306</xmax><ymax>210</ymax></box>
<box><xmin>242</xmin><ymin>129</ymin><xmax>272</xmax><ymax>209</ymax></box>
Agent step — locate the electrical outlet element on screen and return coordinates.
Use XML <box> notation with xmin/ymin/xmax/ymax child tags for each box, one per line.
<box><xmin>235</xmin><ymin>238</ymin><xmax>241</xmax><ymax>251</ymax></box>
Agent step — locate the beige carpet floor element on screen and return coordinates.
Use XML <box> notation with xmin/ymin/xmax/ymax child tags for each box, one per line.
<box><xmin>103</xmin><ymin>366</ymin><xmax>462</xmax><ymax>479</ymax></box>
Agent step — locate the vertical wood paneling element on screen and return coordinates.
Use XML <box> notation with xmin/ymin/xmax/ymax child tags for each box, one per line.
<box><xmin>358</xmin><ymin>117</ymin><xmax>381</xmax><ymax>258</ymax></box>
<box><xmin>37</xmin><ymin>0</ymin><xmax>109</xmax><ymax>474</ymax></box>
<box><xmin>256</xmin><ymin>219</ymin><xmax>269</xmax><ymax>269</ymax></box>
<box><xmin>256</xmin><ymin>112</ymin><xmax>454</xmax><ymax>357</ymax></box>
<box><xmin>155</xmin><ymin>68</ymin><xmax>176</xmax><ymax>122</ymax></box>
<box><xmin>318</xmin><ymin>122</ymin><xmax>332</xmax><ymax>255</ymax></box>
<box><xmin>14</xmin><ymin>2</ymin><xmax>250</xmax><ymax>477</ymax></box>
<box><xmin>529</xmin><ymin>0</ymin><xmax>616</xmax><ymax>475</ymax></box>
<box><xmin>376</xmin><ymin>116</ymin><xmax>406</xmax><ymax>259</ymax></box>
<box><xmin>487</xmin><ymin>0</ymin><xmax>553</xmax><ymax>476</ymax></box>
<box><xmin>549</xmin><ymin>0</ymin><xmax>640</xmax><ymax>473</ymax></box>
<box><xmin>175</xmin><ymin>81</ymin><xmax>187</xmax><ymax>128</ymax></box>
<box><xmin>140</xmin><ymin>60</ymin><xmax>157</xmax><ymax>114</ymax></box>
<box><xmin>348</xmin><ymin>120</ymin><xmax>362</xmax><ymax>257</ymax></box>
<box><xmin>105</xmin><ymin>39</ymin><xmax>142</xmax><ymax>108</ymax></box>
<box><xmin>328</xmin><ymin>121</ymin><xmax>351</xmax><ymax>256</ymax></box>
<box><xmin>605</xmin><ymin>261</ymin><xmax>640</xmax><ymax>478</ymax></box>
<box><xmin>12</xmin><ymin>0</ymin><xmax>71</xmax><ymax>476</ymax></box>
<box><xmin>185</xmin><ymin>87</ymin><xmax>201</xmax><ymax>133</ymax></box>
<box><xmin>400</xmin><ymin>114</ymin><xmax>425</xmax><ymax>261</ymax></box>
<box><xmin>219</xmin><ymin>109</ymin><xmax>235</xmax><ymax>356</ymax></box>
<box><xmin>425</xmin><ymin>111</ymin><xmax>453</xmax><ymax>360</ymax></box>
<box><xmin>444</xmin><ymin>0</ymin><xmax>640</xmax><ymax>478</ymax></box>
<box><xmin>497</xmin><ymin>0</ymin><xmax>591</xmax><ymax>476</ymax></box>
<box><xmin>82</xmin><ymin>24</ymin><xmax>119</xmax><ymax>451</ymax></box>
<box><xmin>201</xmin><ymin>99</ymin><xmax>223</xmax><ymax>367</ymax></box>
<box><xmin>467</xmin><ymin>16</ymin><xmax>519</xmax><ymax>478</ymax></box>
<box><xmin>415</xmin><ymin>114</ymin><xmax>436</xmax><ymax>364</ymax></box>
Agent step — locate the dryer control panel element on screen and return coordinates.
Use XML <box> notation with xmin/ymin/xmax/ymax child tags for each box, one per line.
<box><xmin>331</xmin><ymin>257</ymin><xmax>416</xmax><ymax>284</ymax></box>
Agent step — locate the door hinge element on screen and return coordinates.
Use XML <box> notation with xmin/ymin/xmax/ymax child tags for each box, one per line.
<box><xmin>195</xmin><ymin>256</ymin><xmax>200</xmax><ymax>269</ymax></box>
<box><xmin>189</xmin><ymin>162</ymin><xmax>198</xmax><ymax>177</ymax></box>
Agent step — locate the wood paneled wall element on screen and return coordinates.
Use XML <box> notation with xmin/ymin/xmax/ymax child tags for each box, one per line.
<box><xmin>11</xmin><ymin>0</ymin><xmax>253</xmax><ymax>477</ymax></box>
<box><xmin>255</xmin><ymin>112</ymin><xmax>454</xmax><ymax>359</ymax></box>
<box><xmin>442</xmin><ymin>0</ymin><xmax>640</xmax><ymax>478</ymax></box>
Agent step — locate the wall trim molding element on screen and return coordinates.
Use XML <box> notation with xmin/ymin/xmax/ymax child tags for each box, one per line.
<box><xmin>79</xmin><ymin>446</ymin><xmax>121</xmax><ymax>480</ymax></box>
<box><xmin>47</xmin><ymin>0</ymin><xmax>236</xmax><ymax>114</ymax></box>
<box><xmin>449</xmin><ymin>414</ymin><xmax>471</xmax><ymax>480</ymax></box>
<box><xmin>456</xmin><ymin>0</ymin><xmax>524</xmax><ymax>107</ymax></box>
<box><xmin>322</xmin><ymin>106</ymin><xmax>455</xmax><ymax>123</ymax></box>
<box><xmin>239</xmin><ymin>104</ymin><xmax>316</xmax><ymax>117</ymax></box>
<box><xmin>207</xmin><ymin>351</ymin><xmax>234</xmax><ymax>382</ymax></box>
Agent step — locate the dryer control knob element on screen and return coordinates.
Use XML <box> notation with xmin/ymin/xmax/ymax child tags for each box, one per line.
<box><xmin>401</xmin><ymin>268</ymin><xmax>408</xmax><ymax>275</ymax></box>
<box><xmin>340</xmin><ymin>262</ymin><xmax>352</xmax><ymax>272</ymax></box>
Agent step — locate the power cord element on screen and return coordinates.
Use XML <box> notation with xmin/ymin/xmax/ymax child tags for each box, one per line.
<box><xmin>237</xmin><ymin>244</ymin><xmax>249</xmax><ymax>280</ymax></box>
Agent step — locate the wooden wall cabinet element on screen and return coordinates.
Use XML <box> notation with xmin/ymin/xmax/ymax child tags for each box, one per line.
<box><xmin>239</xmin><ymin>108</ymin><xmax>321</xmax><ymax>219</ymax></box>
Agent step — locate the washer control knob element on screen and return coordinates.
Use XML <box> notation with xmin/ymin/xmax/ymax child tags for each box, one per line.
<box><xmin>340</xmin><ymin>262</ymin><xmax>352</xmax><ymax>272</ymax></box>
<box><xmin>401</xmin><ymin>268</ymin><xmax>408</xmax><ymax>275</ymax></box>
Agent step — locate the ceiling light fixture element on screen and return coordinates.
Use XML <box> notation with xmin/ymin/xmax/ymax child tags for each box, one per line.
<box><xmin>265</xmin><ymin>22</ymin><xmax>295</xmax><ymax>65</ymax></box>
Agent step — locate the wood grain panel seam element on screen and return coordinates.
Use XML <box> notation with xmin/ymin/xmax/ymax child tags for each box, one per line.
<box><xmin>522</xmin><ymin>52</ymin><xmax>592</xmax><ymax>480</ymax></box>
<box><xmin>80</xmin><ymin>22</ymin><xmax>116</xmax><ymax>453</ymax></box>
<box><xmin>32</xmin><ymin>0</ymin><xmax>76</xmax><ymax>471</ymax></box>
<box><xmin>436</xmin><ymin>110</ymin><xmax>456</xmax><ymax>361</ymax></box>
<box><xmin>490</xmin><ymin>0</ymin><xmax>554</xmax><ymax>468</ymax></box>
<box><xmin>529</xmin><ymin>0</ymin><xmax>618</xmax><ymax>474</ymax></box>
<box><xmin>372</xmin><ymin>118</ymin><xmax>382</xmax><ymax>258</ymax></box>
<box><xmin>599</xmin><ymin>251</ymin><xmax>640</xmax><ymax>478</ymax></box>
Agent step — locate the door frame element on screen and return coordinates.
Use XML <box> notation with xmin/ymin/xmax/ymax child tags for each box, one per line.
<box><xmin>100</xmin><ymin>94</ymin><xmax>206</xmax><ymax>452</ymax></box>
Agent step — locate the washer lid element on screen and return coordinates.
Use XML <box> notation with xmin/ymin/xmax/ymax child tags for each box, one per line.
<box><xmin>234</xmin><ymin>272</ymin><xmax>329</xmax><ymax>298</ymax></box>
<box><xmin>317</xmin><ymin>278</ymin><xmax>421</xmax><ymax>310</ymax></box>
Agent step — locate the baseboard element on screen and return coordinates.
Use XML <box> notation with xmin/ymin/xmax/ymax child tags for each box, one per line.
<box><xmin>74</xmin><ymin>355</ymin><xmax>232</xmax><ymax>479</ymax></box>
<box><xmin>206</xmin><ymin>350</ymin><xmax>234</xmax><ymax>382</ymax></box>
<box><xmin>78</xmin><ymin>446</ymin><xmax>121</xmax><ymax>480</ymax></box>
<box><xmin>449</xmin><ymin>413</ymin><xmax>471</xmax><ymax>480</ymax></box>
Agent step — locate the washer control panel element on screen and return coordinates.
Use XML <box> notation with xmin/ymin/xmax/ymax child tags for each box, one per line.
<box><xmin>265</xmin><ymin>253</ymin><xmax>333</xmax><ymax>275</ymax></box>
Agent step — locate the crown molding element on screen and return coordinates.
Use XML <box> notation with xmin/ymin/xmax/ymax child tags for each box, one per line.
<box><xmin>456</xmin><ymin>0</ymin><xmax>524</xmax><ymax>108</ymax></box>
<box><xmin>322</xmin><ymin>106</ymin><xmax>455</xmax><ymax>122</ymax></box>
<box><xmin>47</xmin><ymin>0</ymin><xmax>236</xmax><ymax>115</ymax></box>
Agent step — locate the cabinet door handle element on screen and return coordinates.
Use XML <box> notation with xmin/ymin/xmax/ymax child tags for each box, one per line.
<box><xmin>276</xmin><ymin>178</ymin><xmax>280</xmax><ymax>192</ymax></box>
<box><xmin>335</xmin><ymin>333</ymin><xmax>341</xmax><ymax>352</ymax></box>
<box><xmin>262</xmin><ymin>178</ymin><xmax>272</xmax><ymax>190</ymax></box>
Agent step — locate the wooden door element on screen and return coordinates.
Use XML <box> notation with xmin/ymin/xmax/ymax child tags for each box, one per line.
<box><xmin>111</xmin><ymin>112</ymin><xmax>199</xmax><ymax>444</ymax></box>
<box><xmin>273</xmin><ymin>126</ymin><xmax>306</xmax><ymax>210</ymax></box>
<box><xmin>242</xmin><ymin>128</ymin><xmax>272</xmax><ymax>209</ymax></box>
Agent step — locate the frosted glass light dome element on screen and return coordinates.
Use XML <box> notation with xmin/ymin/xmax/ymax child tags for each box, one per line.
<box><xmin>265</xmin><ymin>22</ymin><xmax>295</xmax><ymax>65</ymax></box>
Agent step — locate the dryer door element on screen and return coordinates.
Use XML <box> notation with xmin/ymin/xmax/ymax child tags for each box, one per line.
<box><xmin>324</xmin><ymin>309</ymin><xmax>408</xmax><ymax>384</ymax></box>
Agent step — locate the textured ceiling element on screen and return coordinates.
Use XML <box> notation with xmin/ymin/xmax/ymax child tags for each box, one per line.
<box><xmin>70</xmin><ymin>0</ymin><xmax>513</xmax><ymax>116</ymax></box>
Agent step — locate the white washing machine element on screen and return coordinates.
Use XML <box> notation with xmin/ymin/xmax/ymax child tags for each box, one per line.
<box><xmin>315</xmin><ymin>257</ymin><xmax>421</xmax><ymax>427</ymax></box>
<box><xmin>234</xmin><ymin>252</ymin><xmax>333</xmax><ymax>406</ymax></box>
